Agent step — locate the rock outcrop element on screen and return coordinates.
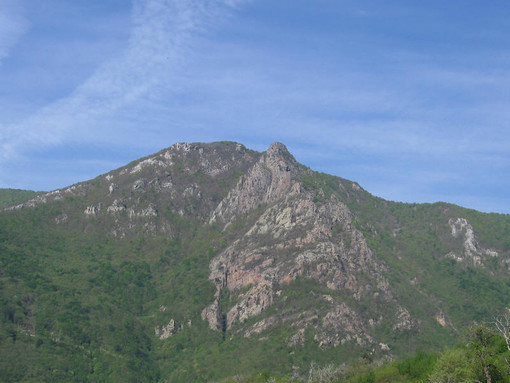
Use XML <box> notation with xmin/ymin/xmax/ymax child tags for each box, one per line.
<box><xmin>209</xmin><ymin>142</ymin><xmax>300</xmax><ymax>226</ymax></box>
<box><xmin>201</xmin><ymin>142</ymin><xmax>413</xmax><ymax>349</ymax></box>
<box><xmin>446</xmin><ymin>218</ymin><xmax>498</xmax><ymax>266</ymax></box>
<box><xmin>155</xmin><ymin>319</ymin><xmax>177</xmax><ymax>340</ymax></box>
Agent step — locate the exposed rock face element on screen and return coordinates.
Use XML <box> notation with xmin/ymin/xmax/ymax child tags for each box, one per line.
<box><xmin>109</xmin><ymin>183</ymin><xmax>118</xmax><ymax>194</ymax></box>
<box><xmin>107</xmin><ymin>199</ymin><xmax>126</xmax><ymax>214</ymax></box>
<box><xmin>84</xmin><ymin>204</ymin><xmax>101</xmax><ymax>216</ymax></box>
<box><xmin>288</xmin><ymin>328</ymin><xmax>306</xmax><ymax>347</ymax></box>
<box><xmin>446</xmin><ymin>218</ymin><xmax>498</xmax><ymax>265</ymax></box>
<box><xmin>392</xmin><ymin>307</ymin><xmax>418</xmax><ymax>331</ymax></box>
<box><xmin>209</xmin><ymin>142</ymin><xmax>300</xmax><ymax>226</ymax></box>
<box><xmin>201</xmin><ymin>142</ymin><xmax>411</xmax><ymax>349</ymax></box>
<box><xmin>245</xmin><ymin>317</ymin><xmax>279</xmax><ymax>338</ymax></box>
<box><xmin>54</xmin><ymin>213</ymin><xmax>68</xmax><ymax>224</ymax></box>
<box><xmin>155</xmin><ymin>319</ymin><xmax>176</xmax><ymax>340</ymax></box>
<box><xmin>435</xmin><ymin>310</ymin><xmax>453</xmax><ymax>329</ymax></box>
<box><xmin>315</xmin><ymin>303</ymin><xmax>373</xmax><ymax>348</ymax></box>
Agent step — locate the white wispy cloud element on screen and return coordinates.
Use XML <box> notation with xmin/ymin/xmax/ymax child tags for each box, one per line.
<box><xmin>0</xmin><ymin>0</ymin><xmax>242</xmax><ymax>161</ymax></box>
<box><xmin>151</xmin><ymin>46</ymin><xmax>510</xmax><ymax>159</ymax></box>
<box><xmin>0</xmin><ymin>0</ymin><xmax>27</xmax><ymax>65</ymax></box>
<box><xmin>0</xmin><ymin>0</ymin><xmax>507</xmax><ymax>213</ymax></box>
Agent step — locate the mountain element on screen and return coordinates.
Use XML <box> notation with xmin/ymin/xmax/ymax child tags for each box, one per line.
<box><xmin>1</xmin><ymin>141</ymin><xmax>509</xmax><ymax>382</ymax></box>
<box><xmin>0</xmin><ymin>189</ymin><xmax>42</xmax><ymax>208</ymax></box>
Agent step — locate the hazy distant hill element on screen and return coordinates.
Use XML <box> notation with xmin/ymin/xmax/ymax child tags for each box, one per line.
<box><xmin>0</xmin><ymin>188</ymin><xmax>42</xmax><ymax>208</ymax></box>
<box><xmin>1</xmin><ymin>141</ymin><xmax>509</xmax><ymax>382</ymax></box>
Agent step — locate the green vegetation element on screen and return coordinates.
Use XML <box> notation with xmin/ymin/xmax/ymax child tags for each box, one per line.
<box><xmin>296</xmin><ymin>167</ymin><xmax>510</xmax><ymax>356</ymax></box>
<box><xmin>1</xmin><ymin>143</ymin><xmax>510</xmax><ymax>381</ymax></box>
<box><xmin>220</xmin><ymin>322</ymin><xmax>510</xmax><ymax>382</ymax></box>
<box><xmin>0</xmin><ymin>188</ymin><xmax>42</xmax><ymax>208</ymax></box>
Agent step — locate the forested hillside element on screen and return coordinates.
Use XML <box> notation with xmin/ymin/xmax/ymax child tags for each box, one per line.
<box><xmin>0</xmin><ymin>189</ymin><xmax>42</xmax><ymax>208</ymax></box>
<box><xmin>1</xmin><ymin>142</ymin><xmax>509</xmax><ymax>382</ymax></box>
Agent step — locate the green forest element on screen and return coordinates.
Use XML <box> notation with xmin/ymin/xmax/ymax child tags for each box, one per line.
<box><xmin>1</xmin><ymin>145</ymin><xmax>510</xmax><ymax>383</ymax></box>
<box><xmin>221</xmin><ymin>321</ymin><xmax>510</xmax><ymax>382</ymax></box>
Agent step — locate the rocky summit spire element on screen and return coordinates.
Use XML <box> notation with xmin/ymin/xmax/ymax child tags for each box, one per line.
<box><xmin>264</xmin><ymin>142</ymin><xmax>298</xmax><ymax>173</ymax></box>
<box><xmin>208</xmin><ymin>142</ymin><xmax>301</xmax><ymax>225</ymax></box>
<box><xmin>267</xmin><ymin>142</ymin><xmax>288</xmax><ymax>154</ymax></box>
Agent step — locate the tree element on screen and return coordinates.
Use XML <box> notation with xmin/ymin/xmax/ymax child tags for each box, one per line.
<box><xmin>494</xmin><ymin>311</ymin><xmax>510</xmax><ymax>375</ymax></box>
<box><xmin>428</xmin><ymin>348</ymin><xmax>475</xmax><ymax>383</ymax></box>
<box><xmin>466</xmin><ymin>323</ymin><xmax>497</xmax><ymax>383</ymax></box>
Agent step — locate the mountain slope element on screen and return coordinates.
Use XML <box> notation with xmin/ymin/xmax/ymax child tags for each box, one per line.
<box><xmin>1</xmin><ymin>141</ymin><xmax>509</xmax><ymax>382</ymax></box>
<box><xmin>0</xmin><ymin>189</ymin><xmax>42</xmax><ymax>208</ymax></box>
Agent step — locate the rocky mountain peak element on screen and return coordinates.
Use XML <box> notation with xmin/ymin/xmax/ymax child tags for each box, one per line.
<box><xmin>209</xmin><ymin>142</ymin><xmax>302</xmax><ymax>225</ymax></box>
<box><xmin>266</xmin><ymin>141</ymin><xmax>289</xmax><ymax>156</ymax></box>
<box><xmin>263</xmin><ymin>141</ymin><xmax>299</xmax><ymax>173</ymax></box>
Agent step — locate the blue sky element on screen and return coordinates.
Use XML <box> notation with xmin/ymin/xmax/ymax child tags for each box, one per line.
<box><xmin>0</xmin><ymin>0</ymin><xmax>509</xmax><ymax>214</ymax></box>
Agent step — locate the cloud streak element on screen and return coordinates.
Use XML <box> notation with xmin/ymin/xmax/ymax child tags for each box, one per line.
<box><xmin>0</xmin><ymin>0</ymin><xmax>241</xmax><ymax>161</ymax></box>
<box><xmin>0</xmin><ymin>0</ymin><xmax>508</xmax><ymax>213</ymax></box>
<box><xmin>0</xmin><ymin>0</ymin><xmax>27</xmax><ymax>65</ymax></box>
